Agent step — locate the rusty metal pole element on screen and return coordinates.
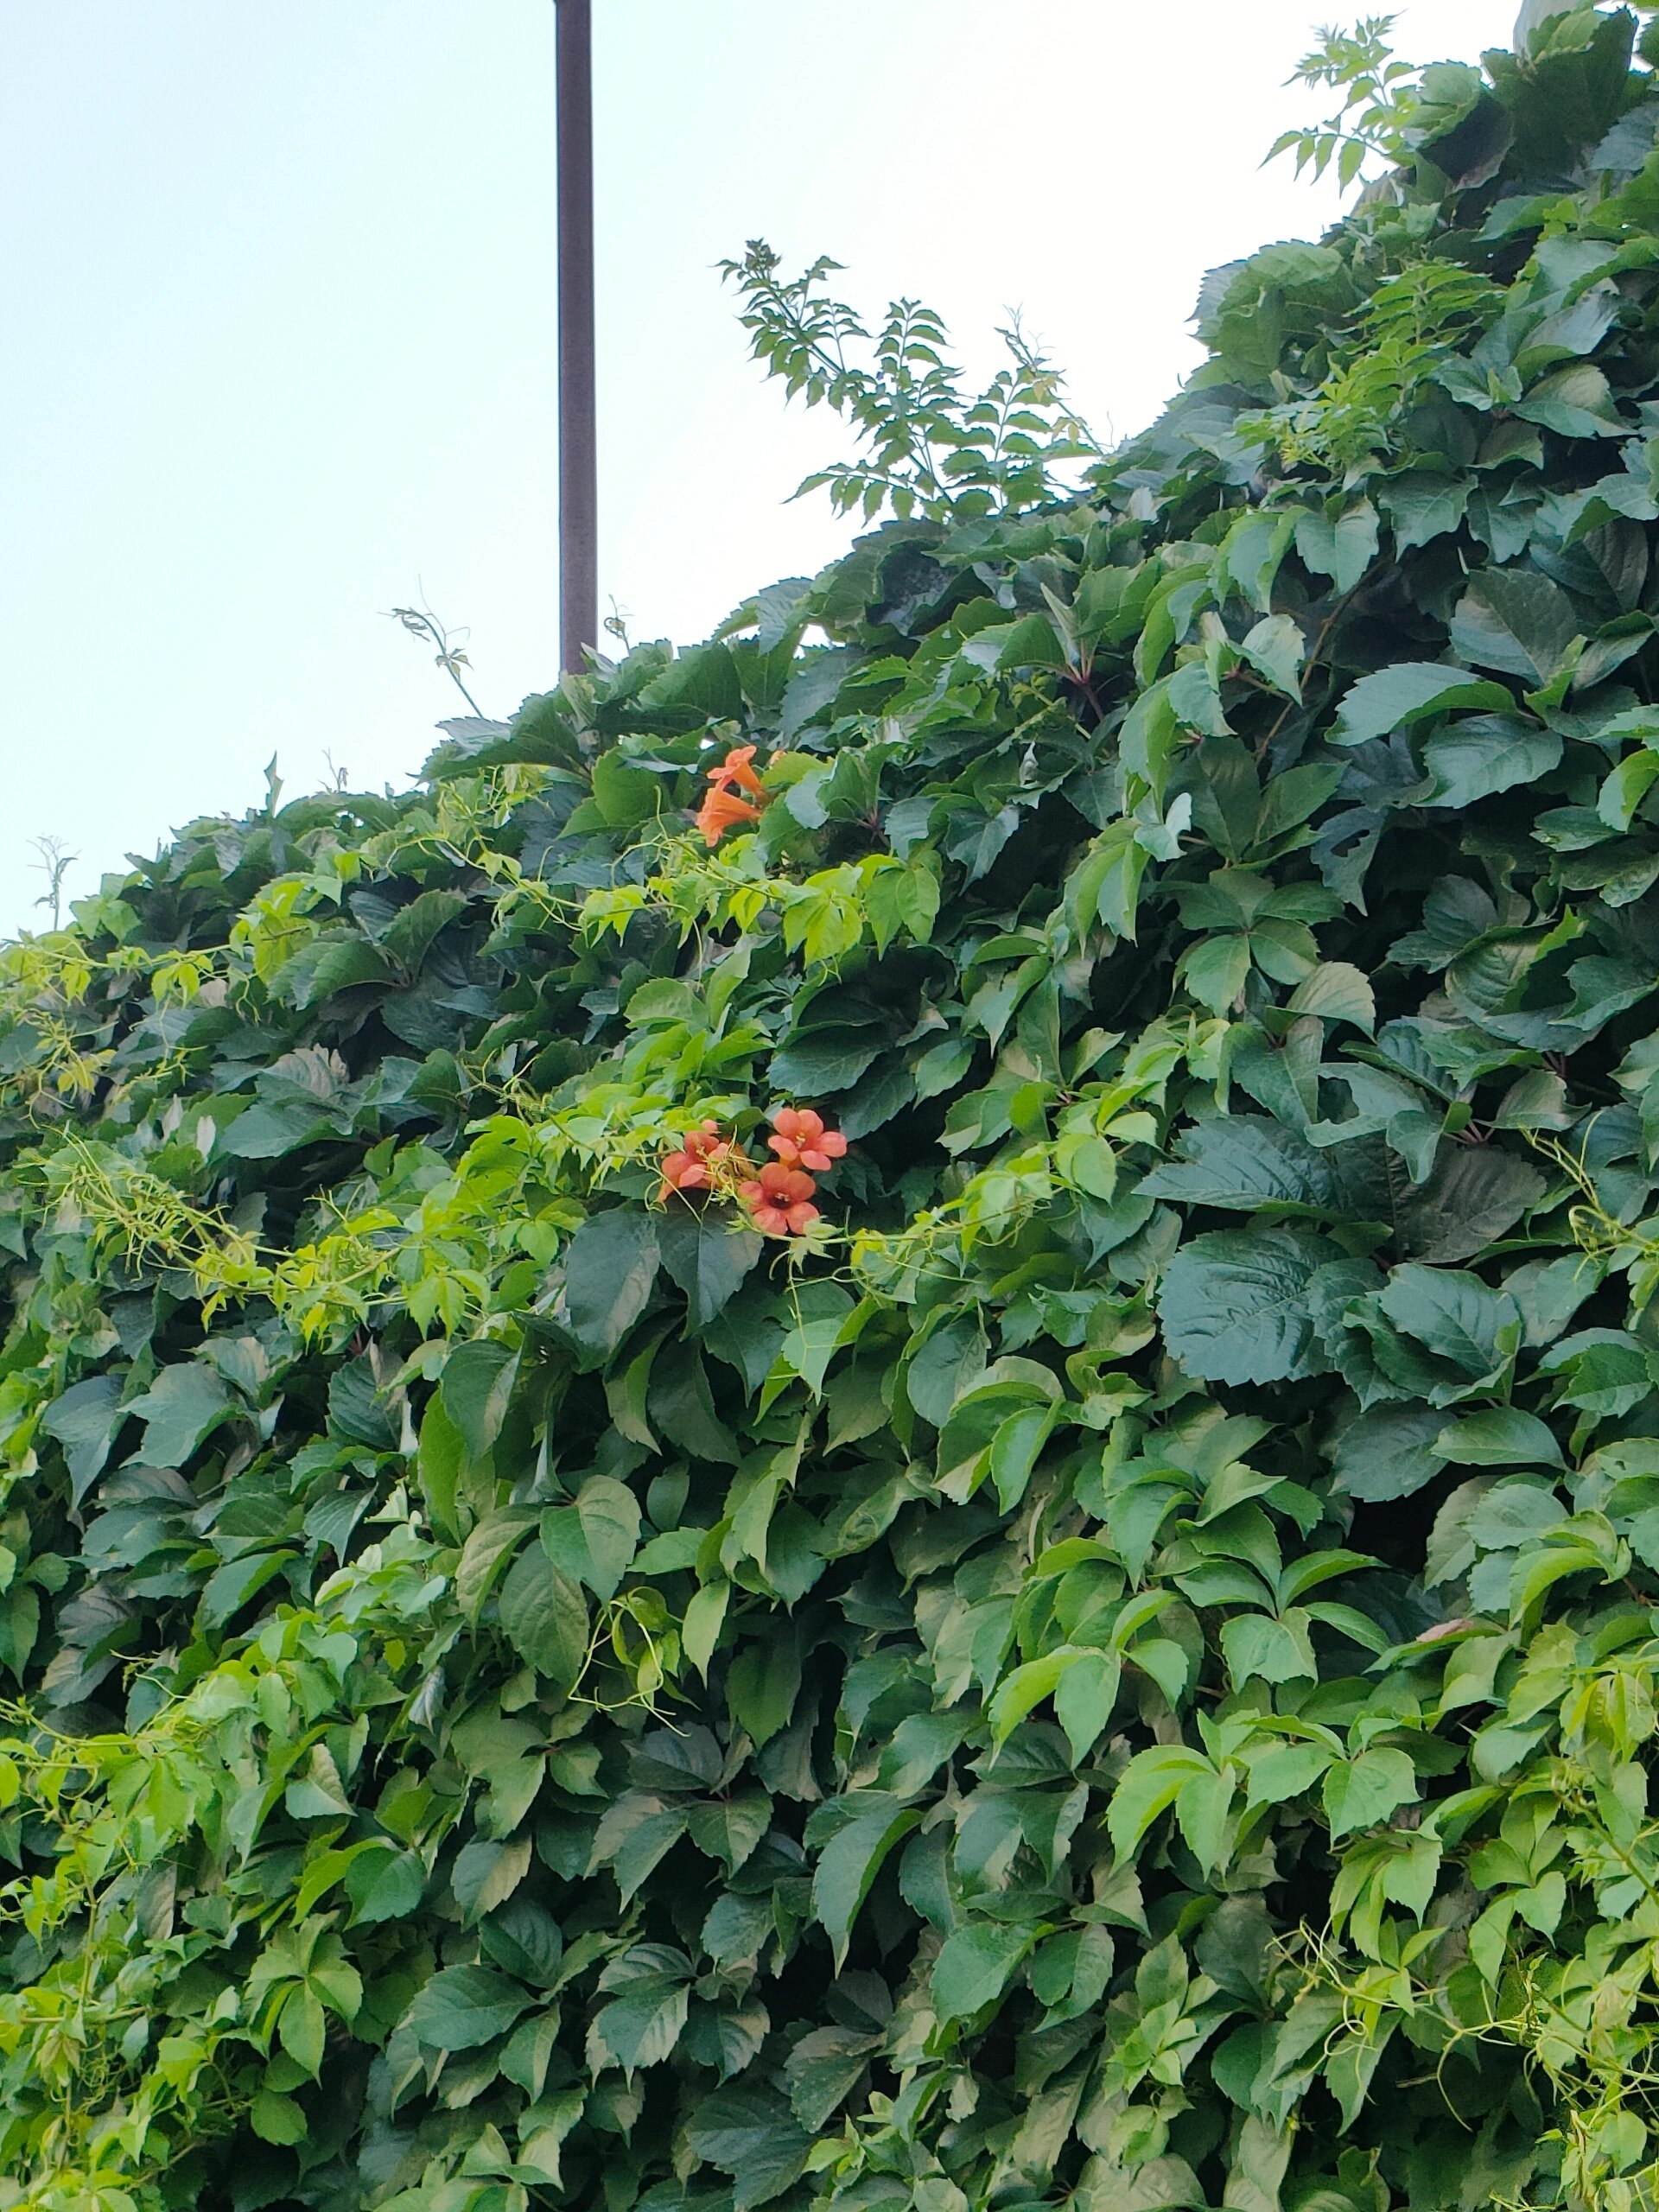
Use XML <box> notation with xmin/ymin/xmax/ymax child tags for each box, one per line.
<box><xmin>556</xmin><ymin>0</ymin><xmax>597</xmax><ymax>671</ymax></box>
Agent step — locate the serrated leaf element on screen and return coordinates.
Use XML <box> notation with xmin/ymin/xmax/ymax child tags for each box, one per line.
<box><xmin>810</xmin><ymin>1796</ymin><xmax>920</xmax><ymax>1968</ymax></box>
<box><xmin>683</xmin><ymin>1580</ymin><xmax>729</xmax><ymax>1677</ymax></box>
<box><xmin>1158</xmin><ymin>1227</ymin><xmax>1342</xmax><ymax>1384</ymax></box>
<box><xmin>656</xmin><ymin>1210</ymin><xmax>763</xmax><ymax>1331</ymax></box>
<box><xmin>1108</xmin><ymin>1745</ymin><xmax>1216</xmax><ymax>1857</ymax></box>
<box><xmin>1448</xmin><ymin>572</ymin><xmax>1580</xmax><ymax>684</ymax></box>
<box><xmin>1332</xmin><ymin>1404</ymin><xmax>1449</xmax><ymax>1502</ymax></box>
<box><xmin>1434</xmin><ymin>1407</ymin><xmax>1563</xmax><ymax>1466</ymax></box>
<box><xmin>1141</xmin><ymin>1116</ymin><xmax>1345</xmax><ymax>1214</ymax></box>
<box><xmin>1240</xmin><ymin>613</ymin><xmax>1306</xmax><ymax>697</ymax></box>
<box><xmin>685</xmin><ymin>2084</ymin><xmax>811</xmax><ymax>2209</ymax></box>
<box><xmin>1421</xmin><ymin>715</ymin><xmax>1562</xmax><ymax>807</ymax></box>
<box><xmin>401</xmin><ymin>1966</ymin><xmax>529</xmax><ymax>2051</ymax></box>
<box><xmin>498</xmin><ymin>1551</ymin><xmax>588</xmax><ymax>1689</ymax></box>
<box><xmin>1323</xmin><ymin>1749</ymin><xmax>1418</xmax><ymax>1839</ymax></box>
<box><xmin>931</xmin><ymin>1923</ymin><xmax>1033</xmax><ymax>2021</ymax></box>
<box><xmin>122</xmin><ymin>1363</ymin><xmax>232</xmax><ymax>1470</ymax></box>
<box><xmin>1331</xmin><ymin>664</ymin><xmax>1515</xmax><ymax>746</ymax></box>
<box><xmin>541</xmin><ymin>1476</ymin><xmax>641</xmax><ymax>1600</ymax></box>
<box><xmin>784</xmin><ymin>2024</ymin><xmax>879</xmax><ymax>2131</ymax></box>
<box><xmin>1286</xmin><ymin>962</ymin><xmax>1376</xmax><ymax>1033</ymax></box>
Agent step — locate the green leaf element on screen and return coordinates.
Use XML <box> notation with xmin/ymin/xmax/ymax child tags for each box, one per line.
<box><xmin>1541</xmin><ymin>1328</ymin><xmax>1656</xmax><ymax>1417</ymax></box>
<box><xmin>652</xmin><ymin>1340</ymin><xmax>741</xmax><ymax>1463</ymax></box>
<box><xmin>594</xmin><ymin>1801</ymin><xmax>690</xmax><ymax>1903</ymax></box>
<box><xmin>1330</xmin><ymin>664</ymin><xmax>1515</xmax><ymax>746</ymax></box>
<box><xmin>988</xmin><ymin>1401</ymin><xmax>1056</xmax><ymax>1510</ymax></box>
<box><xmin>639</xmin><ymin>639</ymin><xmax>744</xmax><ymax>722</ymax></box>
<box><xmin>1239</xmin><ymin>613</ymin><xmax>1306</xmax><ymax>697</ymax></box>
<box><xmin>1466</xmin><ymin>1477</ymin><xmax>1567</xmax><ymax>1551</ymax></box>
<box><xmin>931</xmin><ymin>1923</ymin><xmax>1033</xmax><ymax>2021</ymax></box>
<box><xmin>451</xmin><ymin>1834</ymin><xmax>532</xmax><ymax>1924</ymax></box>
<box><xmin>656</xmin><ymin>1210</ymin><xmax>763</xmax><ymax>1330</ymax></box>
<box><xmin>1514</xmin><ymin>361</ymin><xmax>1625</xmax><ymax>438</ymax></box>
<box><xmin>1158</xmin><ymin>1227</ymin><xmax>1343</xmax><ymax>1385</ymax></box>
<box><xmin>40</xmin><ymin>1376</ymin><xmax>124</xmax><ymax>1504</ymax></box>
<box><xmin>1323</xmin><ymin>1749</ymin><xmax>1418</xmax><ymax>1839</ymax></box>
<box><xmin>1396</xmin><ymin>1147</ymin><xmax>1545</xmax><ymax>1266</ymax></box>
<box><xmin>685</xmin><ymin>2085</ymin><xmax>811</xmax><ymax>2210</ymax></box>
<box><xmin>687</xmin><ymin>1789</ymin><xmax>771</xmax><ymax>1874</ymax></box>
<box><xmin>893</xmin><ymin>859</ymin><xmax>941</xmax><ymax>942</ymax></box>
<box><xmin>1433</xmin><ymin>1407</ymin><xmax>1563</xmax><ymax>1467</ymax></box>
<box><xmin>440</xmin><ymin>1339</ymin><xmax>517</xmax><ymax>1463</ymax></box>
<box><xmin>589</xmin><ymin>747</ymin><xmax>664</xmax><ymax>828</ymax></box>
<box><xmin>1599</xmin><ymin>747</ymin><xmax>1659</xmax><ymax>831</ymax></box>
<box><xmin>380</xmin><ymin>888</ymin><xmax>468</xmax><ymax>973</ymax></box>
<box><xmin>1220</xmin><ymin>1612</ymin><xmax>1316</xmax><ymax>1688</ymax></box>
<box><xmin>588</xmin><ymin>1948</ymin><xmax>691</xmax><ymax>2073</ymax></box>
<box><xmin>1108</xmin><ymin>1745</ymin><xmax>1215</xmax><ymax>1857</ymax></box>
<box><xmin>728</xmin><ymin>1633</ymin><xmax>801</xmax><ymax>1747</ymax></box>
<box><xmin>1332</xmin><ymin>1405</ymin><xmax>1449</xmax><ymax>1503</ymax></box>
<box><xmin>481</xmin><ymin>1899</ymin><xmax>564</xmax><ymax>1989</ymax></box>
<box><xmin>1141</xmin><ymin>1116</ymin><xmax>1344</xmax><ymax>1214</ymax></box>
<box><xmin>1179</xmin><ymin>933</ymin><xmax>1253</xmax><ymax>1014</ymax></box>
<box><xmin>1245</xmin><ymin>1742</ymin><xmax>1334</xmax><ymax>1807</ymax></box>
<box><xmin>250</xmin><ymin>2091</ymin><xmax>308</xmax><ymax>2145</ymax></box>
<box><xmin>1176</xmin><ymin>1762</ymin><xmax>1236</xmax><ymax>1873</ymax></box>
<box><xmin>498</xmin><ymin>1551</ymin><xmax>589</xmax><ymax>1689</ymax></box>
<box><xmin>1285</xmin><ymin>962</ymin><xmax>1376</xmax><ymax>1033</ymax></box>
<box><xmin>905</xmin><ymin>1316</ymin><xmax>988</xmax><ymax>1426</ymax></box>
<box><xmin>767</xmin><ymin>1029</ymin><xmax>882</xmax><ymax>1094</ymax></box>
<box><xmin>1421</xmin><ymin>715</ymin><xmax>1562</xmax><ymax>807</ymax></box>
<box><xmin>345</xmin><ymin>1847</ymin><xmax>426</xmax><ymax>1928</ymax></box>
<box><xmin>516</xmin><ymin>2090</ymin><xmax>585</xmax><ymax>2184</ymax></box>
<box><xmin>810</xmin><ymin>1796</ymin><xmax>921</xmax><ymax>1967</ymax></box>
<box><xmin>1377</xmin><ymin>1264</ymin><xmax>1520</xmax><ymax>1379</ymax></box>
<box><xmin>561</xmin><ymin>1210</ymin><xmax>661</xmax><ymax>1359</ymax></box>
<box><xmin>683</xmin><ymin>1580</ymin><xmax>729</xmax><ymax>1677</ymax></box>
<box><xmin>122</xmin><ymin>1363</ymin><xmax>232</xmax><ymax>1469</ymax></box>
<box><xmin>1381</xmin><ymin>472</ymin><xmax>1470</xmax><ymax>552</ymax></box>
<box><xmin>416</xmin><ymin>1395</ymin><xmax>466</xmax><ymax>1541</ymax></box>
<box><xmin>1295</xmin><ymin>500</ymin><xmax>1379</xmax><ymax>593</ymax></box>
<box><xmin>988</xmin><ymin>1646</ymin><xmax>1087</xmax><ymax>1744</ymax></box>
<box><xmin>784</xmin><ymin>2025</ymin><xmax>880</xmax><ymax>2131</ymax></box>
<box><xmin>540</xmin><ymin>1476</ymin><xmax>642</xmax><ymax>1600</ymax></box>
<box><xmin>772</xmin><ymin>1281</ymin><xmax>856</xmax><ymax>1401</ymax></box>
<box><xmin>203</xmin><ymin>1548</ymin><xmax>296</xmax><ymax>1631</ymax></box>
<box><xmin>1448</xmin><ymin>572</ymin><xmax>1580</xmax><ymax>684</ymax></box>
<box><xmin>296</xmin><ymin>936</ymin><xmax>395</xmax><ymax>1007</ymax></box>
<box><xmin>1053</xmin><ymin>1649</ymin><xmax>1122</xmax><ymax>1764</ymax></box>
<box><xmin>455</xmin><ymin>1506</ymin><xmax>537</xmax><ymax>1620</ymax></box>
<box><xmin>401</xmin><ymin>1966</ymin><xmax>530</xmax><ymax>2051</ymax></box>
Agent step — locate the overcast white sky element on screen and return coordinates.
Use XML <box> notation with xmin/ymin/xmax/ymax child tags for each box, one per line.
<box><xmin>2</xmin><ymin>0</ymin><xmax>1517</xmax><ymax>934</ymax></box>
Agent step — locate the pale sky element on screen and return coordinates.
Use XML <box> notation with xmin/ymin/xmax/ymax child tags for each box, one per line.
<box><xmin>2</xmin><ymin>0</ymin><xmax>1518</xmax><ymax>934</ymax></box>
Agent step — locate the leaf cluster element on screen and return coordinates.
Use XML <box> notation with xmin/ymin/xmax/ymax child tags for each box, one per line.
<box><xmin>720</xmin><ymin>241</ymin><xmax>1100</xmax><ymax>522</ymax></box>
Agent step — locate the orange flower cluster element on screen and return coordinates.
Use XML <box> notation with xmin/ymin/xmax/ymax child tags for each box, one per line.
<box><xmin>658</xmin><ymin>1120</ymin><xmax>735</xmax><ymax>1194</ymax></box>
<box><xmin>695</xmin><ymin>745</ymin><xmax>767</xmax><ymax>846</ymax></box>
<box><xmin>657</xmin><ymin>1105</ymin><xmax>848</xmax><ymax>1238</ymax></box>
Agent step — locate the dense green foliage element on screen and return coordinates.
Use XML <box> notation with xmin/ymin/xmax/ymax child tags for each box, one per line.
<box><xmin>16</xmin><ymin>11</ymin><xmax>1659</xmax><ymax>2212</ymax></box>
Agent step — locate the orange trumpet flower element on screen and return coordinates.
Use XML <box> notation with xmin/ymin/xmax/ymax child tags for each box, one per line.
<box><xmin>738</xmin><ymin>1160</ymin><xmax>820</xmax><ymax>1237</ymax></box>
<box><xmin>706</xmin><ymin>743</ymin><xmax>766</xmax><ymax>798</ymax></box>
<box><xmin>767</xmin><ymin>1106</ymin><xmax>848</xmax><ymax>1173</ymax></box>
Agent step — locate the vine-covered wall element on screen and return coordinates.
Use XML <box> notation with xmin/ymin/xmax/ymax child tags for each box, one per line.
<box><xmin>7</xmin><ymin>11</ymin><xmax>1659</xmax><ymax>2211</ymax></box>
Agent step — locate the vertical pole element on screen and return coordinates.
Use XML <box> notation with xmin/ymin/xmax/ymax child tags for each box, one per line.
<box><xmin>556</xmin><ymin>0</ymin><xmax>597</xmax><ymax>672</ymax></box>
